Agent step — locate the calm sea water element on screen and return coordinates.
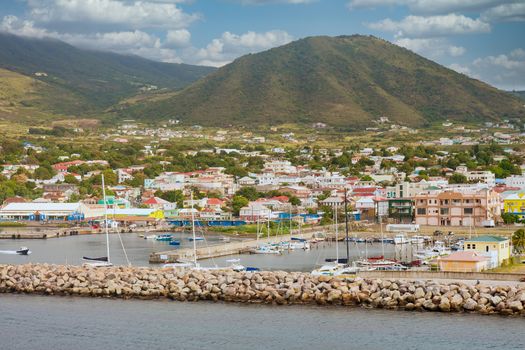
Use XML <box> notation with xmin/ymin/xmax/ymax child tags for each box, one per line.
<box><xmin>1</xmin><ymin>294</ymin><xmax>524</xmax><ymax>350</ymax></box>
<box><xmin>0</xmin><ymin>232</ymin><xmax>416</xmax><ymax>271</ymax></box>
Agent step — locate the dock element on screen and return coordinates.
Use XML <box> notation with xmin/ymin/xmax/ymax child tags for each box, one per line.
<box><xmin>0</xmin><ymin>228</ymin><xmax>90</xmax><ymax>239</ymax></box>
<box><xmin>149</xmin><ymin>230</ymin><xmax>322</xmax><ymax>264</ymax></box>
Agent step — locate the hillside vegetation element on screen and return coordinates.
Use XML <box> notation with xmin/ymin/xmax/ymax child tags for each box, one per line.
<box><xmin>0</xmin><ymin>33</ymin><xmax>215</xmax><ymax>116</ymax></box>
<box><xmin>119</xmin><ymin>35</ymin><xmax>524</xmax><ymax>128</ymax></box>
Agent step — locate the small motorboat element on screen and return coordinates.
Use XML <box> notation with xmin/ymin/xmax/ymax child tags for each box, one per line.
<box><xmin>169</xmin><ymin>240</ymin><xmax>181</xmax><ymax>246</ymax></box>
<box><xmin>155</xmin><ymin>234</ymin><xmax>173</xmax><ymax>241</ymax></box>
<box><xmin>16</xmin><ymin>247</ymin><xmax>30</xmax><ymax>255</ymax></box>
<box><xmin>188</xmin><ymin>237</ymin><xmax>204</xmax><ymax>241</ymax></box>
<box><xmin>144</xmin><ymin>234</ymin><xmax>157</xmax><ymax>240</ymax></box>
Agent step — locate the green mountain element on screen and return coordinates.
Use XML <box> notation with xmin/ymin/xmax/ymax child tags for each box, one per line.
<box><xmin>509</xmin><ymin>91</ymin><xmax>525</xmax><ymax>102</ymax></box>
<box><xmin>119</xmin><ymin>35</ymin><xmax>524</xmax><ymax>128</ymax></box>
<box><xmin>0</xmin><ymin>32</ymin><xmax>215</xmax><ymax>117</ymax></box>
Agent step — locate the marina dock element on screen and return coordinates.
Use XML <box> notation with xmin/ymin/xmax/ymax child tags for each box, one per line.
<box><xmin>0</xmin><ymin>228</ymin><xmax>90</xmax><ymax>239</ymax></box>
<box><xmin>149</xmin><ymin>230</ymin><xmax>321</xmax><ymax>263</ymax></box>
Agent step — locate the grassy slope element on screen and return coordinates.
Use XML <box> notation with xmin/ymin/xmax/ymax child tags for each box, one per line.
<box><xmin>0</xmin><ymin>33</ymin><xmax>215</xmax><ymax>116</ymax></box>
<box><xmin>120</xmin><ymin>35</ymin><xmax>524</xmax><ymax>127</ymax></box>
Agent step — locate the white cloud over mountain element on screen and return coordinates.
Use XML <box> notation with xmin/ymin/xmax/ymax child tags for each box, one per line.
<box><xmin>369</xmin><ymin>14</ymin><xmax>490</xmax><ymax>38</ymax></box>
<box><xmin>194</xmin><ymin>30</ymin><xmax>294</xmax><ymax>66</ymax></box>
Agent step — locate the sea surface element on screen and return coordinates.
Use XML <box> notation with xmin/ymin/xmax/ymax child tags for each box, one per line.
<box><xmin>0</xmin><ymin>231</ymin><xmax>418</xmax><ymax>271</ymax></box>
<box><xmin>1</xmin><ymin>294</ymin><xmax>524</xmax><ymax>350</ymax></box>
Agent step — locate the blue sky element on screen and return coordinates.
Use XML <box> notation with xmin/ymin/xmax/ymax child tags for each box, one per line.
<box><xmin>0</xmin><ymin>0</ymin><xmax>524</xmax><ymax>89</ymax></box>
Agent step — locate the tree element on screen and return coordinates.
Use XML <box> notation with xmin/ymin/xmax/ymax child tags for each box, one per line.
<box><xmin>448</xmin><ymin>173</ymin><xmax>467</xmax><ymax>184</ymax></box>
<box><xmin>235</xmin><ymin>186</ymin><xmax>261</xmax><ymax>201</ymax></box>
<box><xmin>289</xmin><ymin>195</ymin><xmax>301</xmax><ymax>206</ymax></box>
<box><xmin>156</xmin><ymin>190</ymin><xmax>185</xmax><ymax>208</ymax></box>
<box><xmin>64</xmin><ymin>174</ymin><xmax>79</xmax><ymax>184</ymax></box>
<box><xmin>231</xmin><ymin>195</ymin><xmax>249</xmax><ymax>216</ymax></box>
<box><xmin>502</xmin><ymin>212</ymin><xmax>517</xmax><ymax>225</ymax></box>
<box><xmin>360</xmin><ymin>175</ymin><xmax>373</xmax><ymax>181</ymax></box>
<box><xmin>512</xmin><ymin>229</ymin><xmax>525</xmax><ymax>254</ymax></box>
<box><xmin>33</xmin><ymin>166</ymin><xmax>54</xmax><ymax>180</ymax></box>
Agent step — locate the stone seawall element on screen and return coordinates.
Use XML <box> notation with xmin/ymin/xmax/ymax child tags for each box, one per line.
<box><xmin>1</xmin><ymin>264</ymin><xmax>525</xmax><ymax>316</ymax></box>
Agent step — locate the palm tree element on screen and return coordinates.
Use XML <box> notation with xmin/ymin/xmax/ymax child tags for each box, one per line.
<box><xmin>512</xmin><ymin>229</ymin><xmax>525</xmax><ymax>254</ymax></box>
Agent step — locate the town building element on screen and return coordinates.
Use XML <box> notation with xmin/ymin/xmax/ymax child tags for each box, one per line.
<box><xmin>414</xmin><ymin>187</ymin><xmax>501</xmax><ymax>227</ymax></box>
<box><xmin>437</xmin><ymin>251</ymin><xmax>490</xmax><ymax>272</ymax></box>
<box><xmin>464</xmin><ymin>235</ymin><xmax>511</xmax><ymax>267</ymax></box>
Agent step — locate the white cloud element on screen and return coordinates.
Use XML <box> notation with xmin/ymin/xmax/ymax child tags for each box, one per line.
<box><xmin>481</xmin><ymin>2</ymin><xmax>525</xmax><ymax>22</ymax></box>
<box><xmin>394</xmin><ymin>37</ymin><xmax>466</xmax><ymax>58</ymax></box>
<box><xmin>448</xmin><ymin>63</ymin><xmax>472</xmax><ymax>75</ymax></box>
<box><xmin>165</xmin><ymin>29</ymin><xmax>191</xmax><ymax>47</ymax></box>
<box><xmin>1</xmin><ymin>15</ymin><xmax>183</xmax><ymax>62</ymax></box>
<box><xmin>27</xmin><ymin>0</ymin><xmax>199</xmax><ymax>29</ymax></box>
<box><xmin>236</xmin><ymin>0</ymin><xmax>314</xmax><ymax>4</ymax></box>
<box><xmin>369</xmin><ymin>14</ymin><xmax>490</xmax><ymax>38</ymax></box>
<box><xmin>0</xmin><ymin>15</ymin><xmax>50</xmax><ymax>38</ymax></box>
<box><xmin>348</xmin><ymin>1</ymin><xmax>519</xmax><ymax>16</ymax></box>
<box><xmin>194</xmin><ymin>30</ymin><xmax>293</xmax><ymax>66</ymax></box>
<box><xmin>446</xmin><ymin>49</ymin><xmax>525</xmax><ymax>90</ymax></box>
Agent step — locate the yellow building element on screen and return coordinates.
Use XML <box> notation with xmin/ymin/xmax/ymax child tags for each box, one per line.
<box><xmin>464</xmin><ymin>235</ymin><xmax>511</xmax><ymax>267</ymax></box>
<box><xmin>503</xmin><ymin>193</ymin><xmax>525</xmax><ymax>219</ymax></box>
<box><xmin>438</xmin><ymin>251</ymin><xmax>489</xmax><ymax>272</ymax></box>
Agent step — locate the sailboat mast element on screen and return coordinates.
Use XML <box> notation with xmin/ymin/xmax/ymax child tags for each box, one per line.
<box><xmin>380</xmin><ymin>217</ymin><xmax>385</xmax><ymax>258</ymax></box>
<box><xmin>267</xmin><ymin>212</ymin><xmax>270</xmax><ymax>239</ymax></box>
<box><xmin>344</xmin><ymin>188</ymin><xmax>350</xmax><ymax>263</ymax></box>
<box><xmin>190</xmin><ymin>192</ymin><xmax>197</xmax><ymax>265</ymax></box>
<box><xmin>334</xmin><ymin>203</ymin><xmax>339</xmax><ymax>262</ymax></box>
<box><xmin>101</xmin><ymin>174</ymin><xmax>110</xmax><ymax>263</ymax></box>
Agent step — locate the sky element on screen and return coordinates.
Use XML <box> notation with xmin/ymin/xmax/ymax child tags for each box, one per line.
<box><xmin>0</xmin><ymin>0</ymin><xmax>524</xmax><ymax>90</ymax></box>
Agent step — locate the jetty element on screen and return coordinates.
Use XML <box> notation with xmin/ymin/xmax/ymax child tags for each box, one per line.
<box><xmin>149</xmin><ymin>230</ymin><xmax>319</xmax><ymax>263</ymax></box>
<box><xmin>0</xmin><ymin>228</ymin><xmax>90</xmax><ymax>239</ymax></box>
<box><xmin>2</xmin><ymin>263</ymin><xmax>525</xmax><ymax>316</ymax></box>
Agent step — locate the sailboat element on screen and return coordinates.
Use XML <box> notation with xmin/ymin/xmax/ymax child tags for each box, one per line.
<box><xmin>83</xmin><ymin>174</ymin><xmax>113</xmax><ymax>267</ymax></box>
<box><xmin>312</xmin><ymin>204</ymin><xmax>346</xmax><ymax>276</ymax></box>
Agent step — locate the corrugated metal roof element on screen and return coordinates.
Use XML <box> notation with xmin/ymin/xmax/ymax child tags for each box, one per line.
<box><xmin>1</xmin><ymin>203</ymin><xmax>82</xmax><ymax>211</ymax></box>
<box><xmin>466</xmin><ymin>235</ymin><xmax>508</xmax><ymax>242</ymax></box>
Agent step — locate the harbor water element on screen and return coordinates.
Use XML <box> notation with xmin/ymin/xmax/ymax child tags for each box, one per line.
<box><xmin>1</xmin><ymin>294</ymin><xmax>524</xmax><ymax>350</ymax></box>
<box><xmin>0</xmin><ymin>232</ymin><xmax>418</xmax><ymax>270</ymax></box>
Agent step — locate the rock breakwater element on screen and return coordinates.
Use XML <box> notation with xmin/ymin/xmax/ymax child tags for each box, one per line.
<box><xmin>1</xmin><ymin>264</ymin><xmax>525</xmax><ymax>316</ymax></box>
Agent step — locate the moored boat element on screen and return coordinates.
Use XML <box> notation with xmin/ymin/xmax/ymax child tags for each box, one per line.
<box><xmin>394</xmin><ymin>233</ymin><xmax>409</xmax><ymax>244</ymax></box>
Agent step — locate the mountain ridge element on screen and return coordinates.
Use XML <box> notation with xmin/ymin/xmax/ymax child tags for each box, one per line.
<box><xmin>0</xmin><ymin>32</ymin><xmax>215</xmax><ymax>117</ymax></box>
<box><xmin>118</xmin><ymin>35</ymin><xmax>524</xmax><ymax>128</ymax></box>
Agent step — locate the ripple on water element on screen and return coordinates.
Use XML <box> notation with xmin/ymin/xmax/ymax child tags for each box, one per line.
<box><xmin>1</xmin><ymin>294</ymin><xmax>524</xmax><ymax>350</ymax></box>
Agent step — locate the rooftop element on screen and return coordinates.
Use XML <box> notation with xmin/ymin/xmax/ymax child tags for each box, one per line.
<box><xmin>466</xmin><ymin>235</ymin><xmax>509</xmax><ymax>243</ymax></box>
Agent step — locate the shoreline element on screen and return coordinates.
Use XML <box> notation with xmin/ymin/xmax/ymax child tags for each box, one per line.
<box><xmin>1</xmin><ymin>263</ymin><xmax>524</xmax><ymax>317</ymax></box>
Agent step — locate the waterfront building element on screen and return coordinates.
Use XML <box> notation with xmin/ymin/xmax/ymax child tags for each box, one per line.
<box><xmin>388</xmin><ymin>198</ymin><xmax>414</xmax><ymax>223</ymax></box>
<box><xmin>503</xmin><ymin>192</ymin><xmax>525</xmax><ymax>219</ymax></box>
<box><xmin>0</xmin><ymin>202</ymin><xmax>89</xmax><ymax>221</ymax></box>
<box><xmin>414</xmin><ymin>187</ymin><xmax>501</xmax><ymax>227</ymax></box>
<box><xmin>437</xmin><ymin>251</ymin><xmax>490</xmax><ymax>272</ymax></box>
<box><xmin>463</xmin><ymin>235</ymin><xmax>511</xmax><ymax>267</ymax></box>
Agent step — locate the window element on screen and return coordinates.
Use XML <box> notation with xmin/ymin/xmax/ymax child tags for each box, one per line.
<box><xmin>440</xmin><ymin>208</ymin><xmax>449</xmax><ymax>215</ymax></box>
<box><xmin>464</xmin><ymin>208</ymin><xmax>473</xmax><ymax>215</ymax></box>
<box><xmin>467</xmin><ymin>244</ymin><xmax>471</xmax><ymax>249</ymax></box>
<box><xmin>417</xmin><ymin>208</ymin><xmax>426</xmax><ymax>215</ymax></box>
<box><xmin>472</xmin><ymin>244</ymin><xmax>476</xmax><ymax>249</ymax></box>
<box><xmin>486</xmin><ymin>246</ymin><xmax>489</xmax><ymax>252</ymax></box>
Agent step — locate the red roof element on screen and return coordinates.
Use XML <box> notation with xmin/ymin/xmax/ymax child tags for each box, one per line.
<box><xmin>269</xmin><ymin>196</ymin><xmax>289</xmax><ymax>202</ymax></box>
<box><xmin>207</xmin><ymin>198</ymin><xmax>224</xmax><ymax>205</ymax></box>
<box><xmin>143</xmin><ymin>197</ymin><xmax>169</xmax><ymax>205</ymax></box>
<box><xmin>352</xmin><ymin>187</ymin><xmax>377</xmax><ymax>193</ymax></box>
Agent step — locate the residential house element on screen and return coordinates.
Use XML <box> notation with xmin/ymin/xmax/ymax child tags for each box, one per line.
<box><xmin>464</xmin><ymin>235</ymin><xmax>511</xmax><ymax>267</ymax></box>
<box><xmin>437</xmin><ymin>251</ymin><xmax>490</xmax><ymax>272</ymax></box>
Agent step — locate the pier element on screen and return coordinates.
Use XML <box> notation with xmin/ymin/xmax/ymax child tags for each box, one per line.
<box><xmin>149</xmin><ymin>229</ymin><xmax>323</xmax><ymax>263</ymax></box>
<box><xmin>0</xmin><ymin>228</ymin><xmax>91</xmax><ymax>239</ymax></box>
